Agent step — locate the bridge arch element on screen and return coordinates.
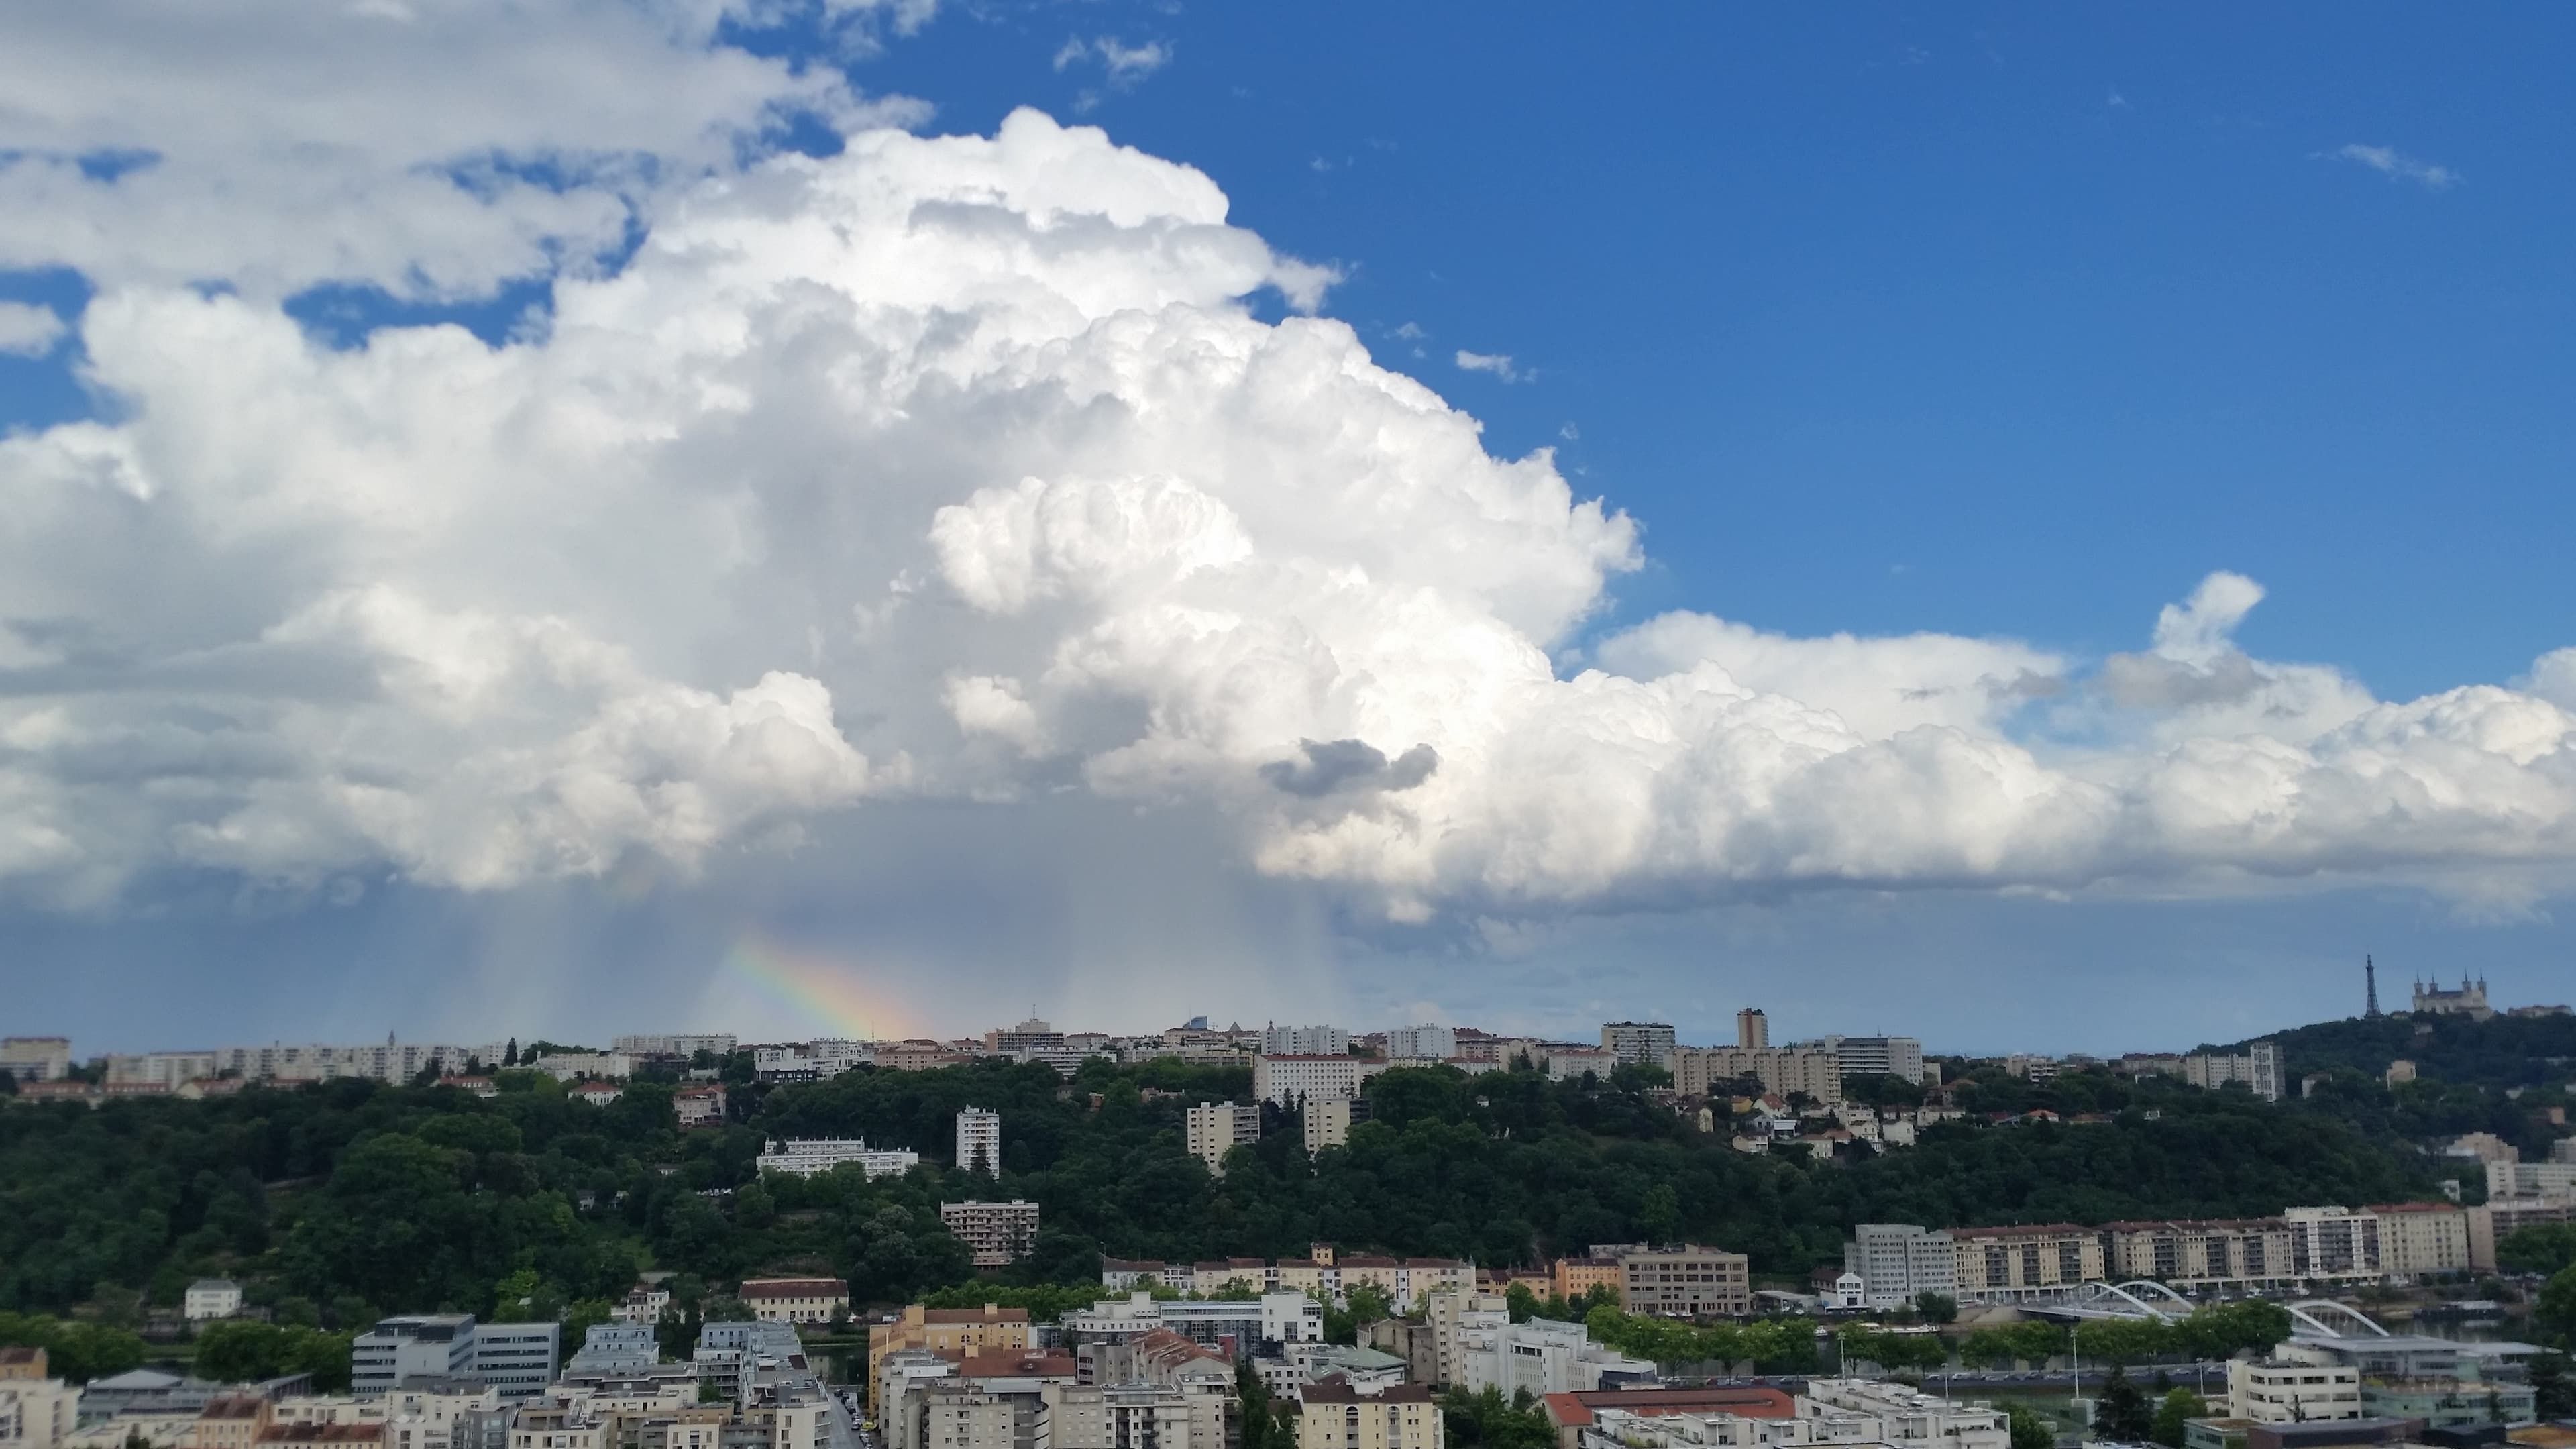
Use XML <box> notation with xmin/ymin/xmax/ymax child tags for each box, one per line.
<box><xmin>2076</xmin><ymin>1282</ymin><xmax>2182</xmax><ymax>1321</ymax></box>
<box><xmin>2286</xmin><ymin>1300</ymin><xmax>2390</xmax><ymax>1338</ymax></box>
<box><xmin>2114</xmin><ymin>1281</ymin><xmax>2198</xmax><ymax>1316</ymax></box>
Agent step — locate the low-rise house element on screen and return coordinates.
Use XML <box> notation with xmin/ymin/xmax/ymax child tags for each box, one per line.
<box><xmin>737</xmin><ymin>1279</ymin><xmax>847</xmax><ymax>1326</ymax></box>
<box><xmin>185</xmin><ymin>1281</ymin><xmax>244</xmax><ymax>1323</ymax></box>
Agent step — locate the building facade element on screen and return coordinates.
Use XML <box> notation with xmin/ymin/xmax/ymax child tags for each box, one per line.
<box><xmin>1949</xmin><ymin>1226</ymin><xmax>2105</xmax><ymax>1298</ymax></box>
<box><xmin>1841</xmin><ymin>1226</ymin><xmax>1955</xmax><ymax>1311</ymax></box>
<box><xmin>1670</xmin><ymin>1049</ymin><xmax>1842</xmax><ymax>1105</ymax></box>
<box><xmin>753</xmin><ymin>1139</ymin><xmax>919</xmax><ymax>1179</ymax></box>
<box><xmin>739</xmin><ymin>1279</ymin><xmax>849</xmax><ymax>1326</ymax></box>
<box><xmin>956</xmin><ymin>1109</ymin><xmax>1002</xmax><ymax>1177</ymax></box>
<box><xmin>2227</xmin><ymin>1360</ymin><xmax>2361</xmax><ymax>1424</ymax></box>
<box><xmin>1254</xmin><ymin>1057</ymin><xmax>1387</xmax><ymax>1108</ymax></box>
<box><xmin>1263</xmin><ymin>1026</ymin><xmax>1352</xmax><ymax>1058</ymax></box>
<box><xmin>1303</xmin><ymin>1098</ymin><xmax>1368</xmax><ymax>1155</ymax></box>
<box><xmin>1297</xmin><ymin>1381</ymin><xmax>1441</xmax><ymax>1449</ymax></box>
<box><xmin>1599</xmin><ymin>1024</ymin><xmax>1676</xmax><ymax>1069</ymax></box>
<box><xmin>1617</xmin><ymin>1248</ymin><xmax>1750</xmax><ymax>1319</ymax></box>
<box><xmin>1186</xmin><ymin>1102</ymin><xmax>1262</xmax><ymax>1175</ymax></box>
<box><xmin>1385</xmin><ymin>1026</ymin><xmax>1458</xmax><ymax>1062</ymax></box>
<box><xmin>2367</xmin><ymin>1203</ymin><xmax>2471</xmax><ymax>1277</ymax></box>
<box><xmin>941</xmin><ymin>1202</ymin><xmax>1042</xmax><ymax>1267</ymax></box>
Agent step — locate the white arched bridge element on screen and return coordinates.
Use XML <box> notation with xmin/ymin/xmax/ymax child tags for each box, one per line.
<box><xmin>2014</xmin><ymin>1282</ymin><xmax>2391</xmax><ymax>1337</ymax></box>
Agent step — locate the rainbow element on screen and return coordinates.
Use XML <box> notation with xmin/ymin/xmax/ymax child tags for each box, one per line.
<box><xmin>720</xmin><ymin>931</ymin><xmax>928</xmax><ymax>1041</ymax></box>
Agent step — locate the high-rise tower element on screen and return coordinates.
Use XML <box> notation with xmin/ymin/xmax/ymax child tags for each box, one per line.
<box><xmin>2365</xmin><ymin>955</ymin><xmax>2381</xmax><ymax>1018</ymax></box>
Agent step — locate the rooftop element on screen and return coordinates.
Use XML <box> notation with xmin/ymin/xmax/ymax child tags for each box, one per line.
<box><xmin>1539</xmin><ymin>1388</ymin><xmax>1798</xmax><ymax>1428</ymax></box>
<box><xmin>1301</xmin><ymin>1377</ymin><xmax>1436</xmax><ymax>1405</ymax></box>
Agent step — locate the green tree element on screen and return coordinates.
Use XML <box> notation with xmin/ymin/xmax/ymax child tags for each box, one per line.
<box><xmin>2502</xmin><ymin>1224</ymin><xmax>2576</xmax><ymax>1277</ymax></box>
<box><xmin>2540</xmin><ymin>1266</ymin><xmax>2576</xmax><ymax>1348</ymax></box>
<box><xmin>2004</xmin><ymin>1401</ymin><xmax>2056</xmax><ymax>1449</ymax></box>
<box><xmin>1915</xmin><ymin>1291</ymin><xmax>1958</xmax><ymax>1324</ymax></box>
<box><xmin>2094</xmin><ymin>1368</ymin><xmax>2153</xmax><ymax>1443</ymax></box>
<box><xmin>2528</xmin><ymin>1351</ymin><xmax>2575</xmax><ymax>1419</ymax></box>
<box><xmin>2150</xmin><ymin>1388</ymin><xmax>2207</xmax><ymax>1448</ymax></box>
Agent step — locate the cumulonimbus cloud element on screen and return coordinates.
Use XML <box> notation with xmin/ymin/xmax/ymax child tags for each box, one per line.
<box><xmin>3</xmin><ymin>100</ymin><xmax>2573</xmax><ymax>925</ymax></box>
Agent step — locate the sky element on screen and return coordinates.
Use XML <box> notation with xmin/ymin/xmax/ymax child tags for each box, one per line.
<box><xmin>3</xmin><ymin>3</ymin><xmax>2573</xmax><ymax>1058</ymax></box>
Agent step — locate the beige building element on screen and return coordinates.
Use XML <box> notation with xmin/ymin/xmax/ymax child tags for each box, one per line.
<box><xmin>1669</xmin><ymin>1049</ymin><xmax>1842</xmax><ymax>1106</ymax></box>
<box><xmin>1254</xmin><ymin>1057</ymin><xmax>1389</xmax><ymax>1108</ymax></box>
<box><xmin>1186</xmin><ymin>1102</ymin><xmax>1262</xmax><ymax>1175</ymax></box>
<box><xmin>0</xmin><ymin>1352</ymin><xmax>76</xmax><ymax>1449</ymax></box>
<box><xmin>1304</xmin><ymin>1097</ymin><xmax>1367</xmax><ymax>1155</ymax></box>
<box><xmin>739</xmin><ymin>1278</ymin><xmax>848</xmax><ymax>1325</ymax></box>
<box><xmin>868</xmin><ymin>1305</ymin><xmax>1032</xmax><ymax>1385</ymax></box>
<box><xmin>2100</xmin><ymin>1220</ymin><xmax>2297</xmax><ymax>1289</ymax></box>
<box><xmin>2368</xmin><ymin>1203</ymin><xmax>2471</xmax><ymax>1277</ymax></box>
<box><xmin>1047</xmin><ymin>1382</ymin><xmax>1236</xmax><ymax>1449</ymax></box>
<box><xmin>2227</xmin><ymin>1359</ymin><xmax>2361</xmax><ymax>1424</ymax></box>
<box><xmin>2468</xmin><ymin>1197</ymin><xmax>2576</xmax><ymax>1270</ymax></box>
<box><xmin>1949</xmin><ymin>1225</ymin><xmax>2105</xmax><ymax>1297</ymax></box>
<box><xmin>1299</xmin><ymin>1381</ymin><xmax>1441</xmax><ymax>1449</ymax></box>
<box><xmin>1552</xmin><ymin>1258</ymin><xmax>1622</xmax><ymax>1303</ymax></box>
<box><xmin>1617</xmin><ymin>1247</ymin><xmax>1750</xmax><ymax>1319</ymax></box>
<box><xmin>942</xmin><ymin>1201</ymin><xmax>1042</xmax><ymax>1267</ymax></box>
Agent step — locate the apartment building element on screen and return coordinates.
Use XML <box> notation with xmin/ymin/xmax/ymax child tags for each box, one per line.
<box><xmin>1735</xmin><ymin>1010</ymin><xmax>1768</xmax><ymax>1050</ymax></box>
<box><xmin>609</xmin><ymin>1036</ymin><xmax>737</xmax><ymax>1059</ymax></box>
<box><xmin>1385</xmin><ymin>1026</ymin><xmax>1458</xmax><ymax>1062</ymax></box>
<box><xmin>1047</xmin><ymin>1383</ymin><xmax>1237</xmax><ymax>1449</ymax></box>
<box><xmin>1264</xmin><ymin>1026</ymin><xmax>1353</xmax><ymax>1057</ymax></box>
<box><xmin>2227</xmin><ymin>1360</ymin><xmax>2361</xmax><ymax>1424</ymax></box>
<box><xmin>2100</xmin><ymin>1220</ymin><xmax>2298</xmax><ymax>1290</ymax></box>
<box><xmin>956</xmin><ymin>1108</ymin><xmax>1002</xmax><ymax>1177</ymax></box>
<box><xmin>2367</xmin><ymin>1203</ymin><xmax>2471</xmax><ymax>1277</ymax></box>
<box><xmin>2282</xmin><ymin>1207</ymin><xmax>2379</xmax><ymax>1283</ymax></box>
<box><xmin>467</xmin><ymin>1325</ymin><xmax>558</xmax><ymax>1402</ymax></box>
<box><xmin>1599</xmin><ymin>1024</ymin><xmax>1676</xmax><ymax>1069</ymax></box>
<box><xmin>1841</xmin><ymin>1226</ymin><xmax>1955</xmax><ymax>1311</ymax></box>
<box><xmin>1254</xmin><ymin>1057</ymin><xmax>1388</xmax><ymax>1108</ymax></box>
<box><xmin>752</xmin><ymin>1139</ymin><xmax>920</xmax><ymax>1179</ymax></box>
<box><xmin>1186</xmin><ymin>1102</ymin><xmax>1263</xmax><ymax>1175</ymax></box>
<box><xmin>1617</xmin><ymin>1247</ymin><xmax>1750</xmax><ymax>1319</ymax></box>
<box><xmin>867</xmin><ymin>1306</ymin><xmax>1031</xmax><ymax>1387</ymax></box>
<box><xmin>2487</xmin><ymin>1161</ymin><xmax>2576</xmax><ymax>1198</ymax></box>
<box><xmin>1297</xmin><ymin>1381</ymin><xmax>1442</xmax><ymax>1449</ymax></box>
<box><xmin>0</xmin><ymin>1351</ymin><xmax>76</xmax><ymax>1449</ymax></box>
<box><xmin>1552</xmin><ymin>1258</ymin><xmax>1623</xmax><ymax>1303</ymax></box>
<box><xmin>738</xmin><ymin>1279</ymin><xmax>848</xmax><ymax>1326</ymax></box>
<box><xmin>1303</xmin><ymin>1097</ymin><xmax>1370</xmax><ymax>1154</ymax></box>
<box><xmin>1670</xmin><ymin>1049</ymin><xmax>1842</xmax><ymax>1106</ymax></box>
<box><xmin>2184</xmin><ymin>1042</ymin><xmax>2284</xmax><ymax>1103</ymax></box>
<box><xmin>1949</xmin><ymin>1226</ymin><xmax>2105</xmax><ymax>1298</ymax></box>
<box><xmin>1796</xmin><ymin>1381</ymin><xmax>2009</xmax><ymax>1449</ymax></box>
<box><xmin>941</xmin><ymin>1202</ymin><xmax>1042</xmax><ymax>1267</ymax></box>
<box><xmin>0</xmin><ymin>1039</ymin><xmax>72</xmax><ymax>1083</ymax></box>
<box><xmin>2468</xmin><ymin>1197</ymin><xmax>2576</xmax><ymax>1270</ymax></box>
<box><xmin>672</xmin><ymin>1086</ymin><xmax>725</xmax><ymax>1129</ymax></box>
<box><xmin>352</xmin><ymin>1318</ymin><xmax>478</xmax><ymax>1396</ymax></box>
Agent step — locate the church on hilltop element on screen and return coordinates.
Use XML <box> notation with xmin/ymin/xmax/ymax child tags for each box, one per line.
<box><xmin>2411</xmin><ymin>974</ymin><xmax>2494</xmax><ymax>1021</ymax></box>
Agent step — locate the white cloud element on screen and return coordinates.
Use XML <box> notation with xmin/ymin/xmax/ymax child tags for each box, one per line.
<box><xmin>0</xmin><ymin>0</ymin><xmax>930</xmax><ymax>301</ymax></box>
<box><xmin>2332</xmin><ymin>144</ymin><xmax>2459</xmax><ymax>191</ymax></box>
<box><xmin>0</xmin><ymin>301</ymin><xmax>66</xmax><ymax>356</ymax></box>
<box><xmin>4</xmin><ymin>105</ymin><xmax>2575</xmax><ymax>932</ymax></box>
<box><xmin>1054</xmin><ymin>36</ymin><xmax>1171</xmax><ymax>87</ymax></box>
<box><xmin>1455</xmin><ymin>349</ymin><xmax>1529</xmax><ymax>383</ymax></box>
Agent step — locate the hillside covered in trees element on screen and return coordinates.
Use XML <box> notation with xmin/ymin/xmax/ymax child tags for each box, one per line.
<box><xmin>0</xmin><ymin>1049</ymin><xmax>2453</xmax><ymax>1346</ymax></box>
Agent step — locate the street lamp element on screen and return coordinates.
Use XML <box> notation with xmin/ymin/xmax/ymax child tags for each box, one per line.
<box><xmin>2068</xmin><ymin>1325</ymin><xmax>2082</xmax><ymax>1429</ymax></box>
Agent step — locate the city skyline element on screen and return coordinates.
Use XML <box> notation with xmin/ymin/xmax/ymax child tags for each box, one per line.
<box><xmin>5</xmin><ymin>8</ymin><xmax>2576</xmax><ymax>1053</ymax></box>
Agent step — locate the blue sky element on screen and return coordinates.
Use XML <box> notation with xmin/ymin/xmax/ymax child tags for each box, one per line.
<box><xmin>3</xmin><ymin>3</ymin><xmax>2572</xmax><ymax>1057</ymax></box>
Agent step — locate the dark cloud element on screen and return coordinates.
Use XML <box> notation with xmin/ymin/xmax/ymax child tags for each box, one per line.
<box><xmin>1259</xmin><ymin>738</ymin><xmax>1438</xmax><ymax>798</ymax></box>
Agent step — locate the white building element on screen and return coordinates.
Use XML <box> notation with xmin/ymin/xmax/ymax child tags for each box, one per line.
<box><xmin>1185</xmin><ymin>1102</ymin><xmax>1261</xmax><ymax>1175</ymax></box>
<box><xmin>1254</xmin><ymin>1056</ymin><xmax>1387</xmax><ymax>1107</ymax></box>
<box><xmin>0</xmin><ymin>1038</ymin><xmax>72</xmax><ymax>1083</ymax></box>
<box><xmin>610</xmin><ymin>1034</ymin><xmax>737</xmax><ymax>1059</ymax></box>
<box><xmin>468</xmin><ymin>1324</ymin><xmax>559</xmax><ymax>1401</ymax></box>
<box><xmin>2284</xmin><ymin>1206</ymin><xmax>2381</xmax><ymax>1281</ymax></box>
<box><xmin>753</xmin><ymin>1041</ymin><xmax>873</xmax><ymax>1083</ymax></box>
<box><xmin>565</xmin><ymin>1324</ymin><xmax>661</xmax><ymax>1375</ymax></box>
<box><xmin>1545</xmin><ymin>1048</ymin><xmax>1619</xmax><ymax>1082</ymax></box>
<box><xmin>1599</xmin><ymin>1023</ymin><xmax>1676</xmax><ymax>1069</ymax></box>
<box><xmin>673</xmin><ymin>1085</ymin><xmax>726</xmax><ymax>1128</ymax></box>
<box><xmin>2184</xmin><ymin>1041</ymin><xmax>2284</xmax><ymax>1102</ymax></box>
<box><xmin>184</xmin><ymin>1279</ymin><xmax>243</xmax><ymax>1322</ymax></box>
<box><xmin>354</xmin><ymin>1316</ymin><xmax>480</xmax><ymax>1395</ymax></box>
<box><xmin>739</xmin><ymin>1278</ymin><xmax>849</xmax><ymax>1325</ymax></box>
<box><xmin>0</xmin><ymin>1364</ymin><xmax>78</xmax><ymax>1449</ymax></box>
<box><xmin>1803</xmin><ymin>1036</ymin><xmax>1927</xmax><ymax>1085</ymax></box>
<box><xmin>754</xmin><ymin>1138</ymin><xmax>920</xmax><ymax>1179</ymax></box>
<box><xmin>957</xmin><ymin>1108</ymin><xmax>1002</xmax><ymax>1177</ymax></box>
<box><xmin>1385</xmin><ymin>1025</ymin><xmax>1458</xmax><ymax>1062</ymax></box>
<box><xmin>531</xmin><ymin>1052</ymin><xmax>635</xmax><ymax>1082</ymax></box>
<box><xmin>1799</xmin><ymin>1380</ymin><xmax>2009</xmax><ymax>1449</ymax></box>
<box><xmin>1262</xmin><ymin>1024</ymin><xmax>1352</xmax><ymax>1057</ymax></box>
<box><xmin>2487</xmin><ymin>1161</ymin><xmax>2576</xmax><ymax>1198</ymax></box>
<box><xmin>2228</xmin><ymin>1358</ymin><xmax>2362</xmax><ymax>1423</ymax></box>
<box><xmin>1842</xmin><ymin>1225</ymin><xmax>1955</xmax><ymax>1311</ymax></box>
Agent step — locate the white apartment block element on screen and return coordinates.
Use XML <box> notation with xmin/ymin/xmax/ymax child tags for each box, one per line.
<box><xmin>2184</xmin><ymin>1041</ymin><xmax>2285</xmax><ymax>1102</ymax></box>
<box><xmin>2283</xmin><ymin>1206</ymin><xmax>2381</xmax><ymax>1281</ymax></box>
<box><xmin>0</xmin><ymin>1372</ymin><xmax>77</xmax><ymax>1449</ymax></box>
<box><xmin>0</xmin><ymin>1038</ymin><xmax>72</xmax><ymax>1082</ymax></box>
<box><xmin>1385</xmin><ymin>1024</ymin><xmax>1457</xmax><ymax>1061</ymax></box>
<box><xmin>1843</xmin><ymin>1225</ymin><xmax>1955</xmax><ymax>1311</ymax></box>
<box><xmin>956</xmin><ymin>1108</ymin><xmax>1002</xmax><ymax>1177</ymax></box>
<box><xmin>609</xmin><ymin>1034</ymin><xmax>737</xmax><ymax>1058</ymax></box>
<box><xmin>1255</xmin><ymin>1056</ymin><xmax>1388</xmax><ymax>1107</ymax></box>
<box><xmin>1186</xmin><ymin>1102</ymin><xmax>1261</xmax><ymax>1175</ymax></box>
<box><xmin>1798</xmin><ymin>1381</ymin><xmax>2009</xmax><ymax>1449</ymax></box>
<box><xmin>1599</xmin><ymin>1022</ymin><xmax>1676</xmax><ymax>1069</ymax></box>
<box><xmin>2229</xmin><ymin>1359</ymin><xmax>2361</xmax><ymax>1423</ymax></box>
<box><xmin>754</xmin><ymin>1138</ymin><xmax>920</xmax><ymax>1179</ymax></box>
<box><xmin>753</xmin><ymin>1042</ymin><xmax>873</xmax><ymax>1082</ymax></box>
<box><xmin>1263</xmin><ymin>1024</ymin><xmax>1352</xmax><ymax>1057</ymax></box>
<box><xmin>184</xmin><ymin>1279</ymin><xmax>244</xmax><ymax>1322</ymax></box>
<box><xmin>941</xmin><ymin>1201</ymin><xmax>1041</xmax><ymax>1267</ymax></box>
<box><xmin>2488</xmin><ymin>1161</ymin><xmax>2576</xmax><ymax>1198</ymax></box>
<box><xmin>531</xmin><ymin>1052</ymin><xmax>634</xmax><ymax>1081</ymax></box>
<box><xmin>1546</xmin><ymin>1048</ymin><xmax>1619</xmax><ymax>1081</ymax></box>
<box><xmin>1798</xmin><ymin>1036</ymin><xmax>1927</xmax><ymax>1085</ymax></box>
